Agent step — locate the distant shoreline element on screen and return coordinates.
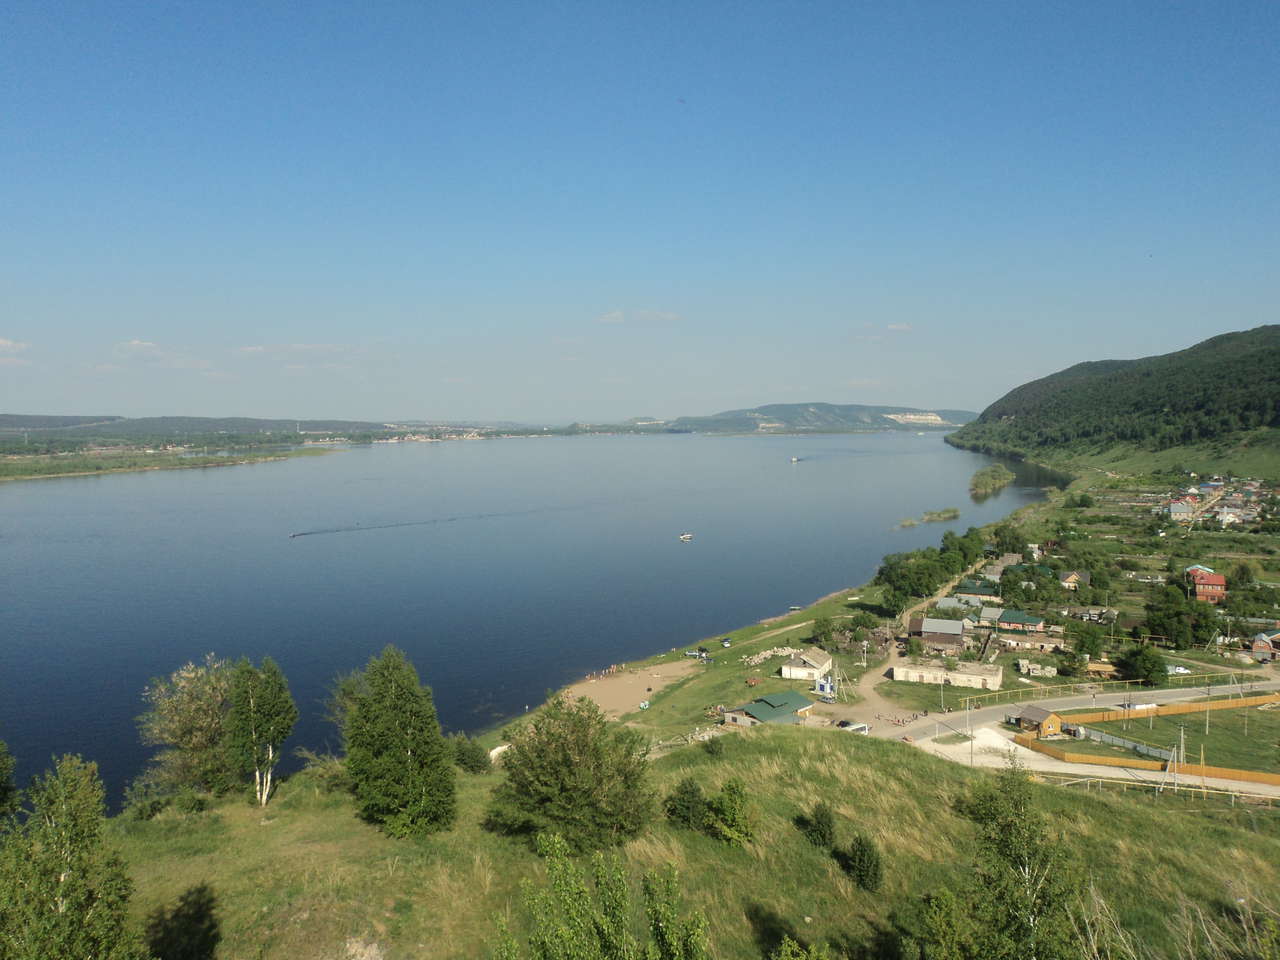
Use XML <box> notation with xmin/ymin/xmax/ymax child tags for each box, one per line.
<box><xmin>0</xmin><ymin>446</ymin><xmax>331</xmax><ymax>484</ymax></box>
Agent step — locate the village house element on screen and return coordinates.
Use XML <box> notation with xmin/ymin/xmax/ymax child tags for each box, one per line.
<box><xmin>954</xmin><ymin>578</ymin><xmax>1001</xmax><ymax>603</ymax></box>
<box><xmin>972</xmin><ymin>605</ymin><xmax>1004</xmax><ymax>626</ymax></box>
<box><xmin>1252</xmin><ymin>632</ymin><xmax>1280</xmax><ymax>663</ymax></box>
<box><xmin>722</xmin><ymin>690</ymin><xmax>816</xmax><ymax>727</ymax></box>
<box><xmin>1188</xmin><ymin>569</ymin><xmax>1227</xmax><ymax>605</ymax></box>
<box><xmin>1012</xmin><ymin>704</ymin><xmax>1064</xmax><ymax>737</ymax></box>
<box><xmin>1059</xmin><ymin>570</ymin><xmax>1092</xmax><ymax>591</ymax></box>
<box><xmin>997</xmin><ymin>610</ymin><xmax>1046</xmax><ymax>633</ymax></box>
<box><xmin>779</xmin><ymin>647</ymin><xmax>834</xmax><ymax>682</ymax></box>
<box><xmin>935</xmin><ymin>596</ymin><xmax>979</xmax><ymax>612</ymax></box>
<box><xmin>1059</xmin><ymin>605</ymin><xmax>1118</xmax><ymax>623</ymax></box>
<box><xmin>891</xmin><ymin>661</ymin><xmax>1003</xmax><ymax>690</ymax></box>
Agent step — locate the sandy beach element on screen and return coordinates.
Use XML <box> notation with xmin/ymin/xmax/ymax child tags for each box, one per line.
<box><xmin>562</xmin><ymin>659</ymin><xmax>701</xmax><ymax>719</ymax></box>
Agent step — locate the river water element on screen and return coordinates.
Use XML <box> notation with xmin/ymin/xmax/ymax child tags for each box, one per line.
<box><xmin>0</xmin><ymin>432</ymin><xmax>1049</xmax><ymax>800</ymax></box>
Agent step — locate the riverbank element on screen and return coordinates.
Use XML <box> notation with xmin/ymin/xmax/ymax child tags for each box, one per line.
<box><xmin>0</xmin><ymin>445</ymin><xmax>332</xmax><ymax>482</ymax></box>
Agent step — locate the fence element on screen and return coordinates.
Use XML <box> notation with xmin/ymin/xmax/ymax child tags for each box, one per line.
<box><xmin>1077</xmin><ymin>727</ymin><xmax>1173</xmax><ymax>761</ymax></box>
<box><xmin>1014</xmin><ymin>723</ymin><xmax>1280</xmax><ymax>787</ymax></box>
<box><xmin>961</xmin><ymin>672</ymin><xmax>1264</xmax><ymax>711</ymax></box>
<box><xmin>1059</xmin><ymin>692</ymin><xmax>1280</xmax><ymax>726</ymax></box>
<box><xmin>1012</xmin><ymin>733</ymin><xmax>1164</xmax><ymax>770</ymax></box>
<box><xmin>1034</xmin><ymin>772</ymin><xmax>1279</xmax><ymax>807</ymax></box>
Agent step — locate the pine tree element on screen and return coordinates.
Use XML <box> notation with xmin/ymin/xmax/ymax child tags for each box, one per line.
<box><xmin>226</xmin><ymin>657</ymin><xmax>299</xmax><ymax>806</ymax></box>
<box><xmin>0</xmin><ymin>755</ymin><xmax>149</xmax><ymax>960</ymax></box>
<box><xmin>344</xmin><ymin>646</ymin><xmax>455</xmax><ymax>837</ymax></box>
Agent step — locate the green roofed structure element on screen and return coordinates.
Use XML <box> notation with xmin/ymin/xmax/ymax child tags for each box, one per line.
<box><xmin>723</xmin><ymin>690</ymin><xmax>816</xmax><ymax>728</ymax></box>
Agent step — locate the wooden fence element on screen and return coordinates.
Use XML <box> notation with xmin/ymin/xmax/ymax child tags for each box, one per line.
<box><xmin>1059</xmin><ymin>692</ymin><xmax>1280</xmax><ymax>726</ymax></box>
<box><xmin>1013</xmin><ymin>719</ymin><xmax>1280</xmax><ymax>787</ymax></box>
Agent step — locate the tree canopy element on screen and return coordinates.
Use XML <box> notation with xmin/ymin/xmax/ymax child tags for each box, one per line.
<box><xmin>344</xmin><ymin>646</ymin><xmax>456</xmax><ymax>837</ymax></box>
<box><xmin>0</xmin><ymin>755</ymin><xmax>150</xmax><ymax>960</ymax></box>
<box><xmin>226</xmin><ymin>657</ymin><xmax>298</xmax><ymax>807</ymax></box>
<box><xmin>487</xmin><ymin>694</ymin><xmax>654</xmax><ymax>853</ymax></box>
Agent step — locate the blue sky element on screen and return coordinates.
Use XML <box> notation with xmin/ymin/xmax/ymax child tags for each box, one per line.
<box><xmin>2</xmin><ymin>1</ymin><xmax>1277</xmax><ymax>422</ymax></box>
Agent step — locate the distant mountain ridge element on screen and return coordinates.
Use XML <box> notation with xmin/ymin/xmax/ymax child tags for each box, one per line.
<box><xmin>946</xmin><ymin>325</ymin><xmax>1280</xmax><ymax>459</ymax></box>
<box><xmin>663</xmin><ymin>402</ymin><xmax>976</xmax><ymax>433</ymax></box>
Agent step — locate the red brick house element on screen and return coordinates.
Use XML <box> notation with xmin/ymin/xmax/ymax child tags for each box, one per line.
<box><xmin>1189</xmin><ymin>570</ymin><xmax>1227</xmax><ymax>605</ymax></box>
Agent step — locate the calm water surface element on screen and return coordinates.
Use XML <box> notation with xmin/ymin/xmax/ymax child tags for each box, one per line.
<box><xmin>0</xmin><ymin>432</ymin><xmax>1048</xmax><ymax>800</ymax></box>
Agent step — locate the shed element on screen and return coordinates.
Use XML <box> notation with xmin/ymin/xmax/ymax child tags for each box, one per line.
<box><xmin>1016</xmin><ymin>705</ymin><xmax>1063</xmax><ymax>737</ymax></box>
<box><xmin>722</xmin><ymin>690</ymin><xmax>816</xmax><ymax>728</ymax></box>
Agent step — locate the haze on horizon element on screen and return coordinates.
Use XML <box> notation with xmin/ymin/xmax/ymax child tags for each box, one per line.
<box><xmin>2</xmin><ymin>2</ymin><xmax>1277</xmax><ymax>424</ymax></box>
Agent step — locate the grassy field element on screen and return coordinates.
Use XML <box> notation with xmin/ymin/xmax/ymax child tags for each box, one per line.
<box><xmin>112</xmin><ymin>726</ymin><xmax>1280</xmax><ymax>960</ymax></box>
<box><xmin>877</xmin><ymin>679</ymin><xmax>977</xmax><ymax>713</ymax></box>
<box><xmin>1086</xmin><ymin>704</ymin><xmax>1280</xmax><ymax>773</ymax></box>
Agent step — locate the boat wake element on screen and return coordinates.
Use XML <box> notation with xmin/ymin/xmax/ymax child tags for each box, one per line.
<box><xmin>289</xmin><ymin>501</ymin><xmax>609</xmax><ymax>539</ymax></box>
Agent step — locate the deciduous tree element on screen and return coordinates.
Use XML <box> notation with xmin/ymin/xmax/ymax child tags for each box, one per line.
<box><xmin>137</xmin><ymin>653</ymin><xmax>236</xmax><ymax>796</ymax></box>
<box><xmin>226</xmin><ymin>657</ymin><xmax>298</xmax><ymax>806</ymax></box>
<box><xmin>0</xmin><ymin>755</ymin><xmax>149</xmax><ymax>960</ymax></box>
<box><xmin>487</xmin><ymin>694</ymin><xmax>654</xmax><ymax>852</ymax></box>
<box><xmin>344</xmin><ymin>646</ymin><xmax>455</xmax><ymax>837</ymax></box>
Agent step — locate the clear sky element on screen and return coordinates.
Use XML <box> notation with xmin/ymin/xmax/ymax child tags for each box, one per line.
<box><xmin>2</xmin><ymin>1</ymin><xmax>1277</xmax><ymax>423</ymax></box>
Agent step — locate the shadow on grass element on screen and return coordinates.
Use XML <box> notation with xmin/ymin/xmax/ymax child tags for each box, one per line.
<box><xmin>145</xmin><ymin>883</ymin><xmax>221</xmax><ymax>960</ymax></box>
<box><xmin>745</xmin><ymin>901</ymin><xmax>801</xmax><ymax>957</ymax></box>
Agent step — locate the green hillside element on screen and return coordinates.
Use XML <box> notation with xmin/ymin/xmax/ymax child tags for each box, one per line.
<box><xmin>947</xmin><ymin>325</ymin><xmax>1280</xmax><ymax>473</ymax></box>
<box><xmin>110</xmin><ymin>727</ymin><xmax>1280</xmax><ymax>960</ymax></box>
<box><xmin>668</xmin><ymin>402</ymin><xmax>976</xmax><ymax>434</ymax></box>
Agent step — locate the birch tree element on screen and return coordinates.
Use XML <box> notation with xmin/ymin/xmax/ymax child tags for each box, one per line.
<box><xmin>0</xmin><ymin>755</ymin><xmax>149</xmax><ymax>960</ymax></box>
<box><xmin>227</xmin><ymin>657</ymin><xmax>298</xmax><ymax>807</ymax></box>
<box><xmin>344</xmin><ymin>646</ymin><xmax>455</xmax><ymax>837</ymax></box>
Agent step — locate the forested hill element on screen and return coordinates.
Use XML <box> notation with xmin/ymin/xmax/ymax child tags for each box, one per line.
<box><xmin>665</xmin><ymin>402</ymin><xmax>976</xmax><ymax>433</ymax></box>
<box><xmin>946</xmin><ymin>325</ymin><xmax>1280</xmax><ymax>460</ymax></box>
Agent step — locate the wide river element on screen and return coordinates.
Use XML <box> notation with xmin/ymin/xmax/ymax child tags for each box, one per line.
<box><xmin>1</xmin><ymin>432</ymin><xmax>1051</xmax><ymax>801</ymax></box>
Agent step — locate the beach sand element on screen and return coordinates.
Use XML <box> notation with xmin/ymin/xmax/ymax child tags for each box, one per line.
<box><xmin>562</xmin><ymin>659</ymin><xmax>701</xmax><ymax>719</ymax></box>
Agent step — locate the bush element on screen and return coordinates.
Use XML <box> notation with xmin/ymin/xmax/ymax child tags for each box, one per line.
<box><xmin>293</xmin><ymin>748</ymin><xmax>351</xmax><ymax>794</ymax></box>
<box><xmin>449</xmin><ymin>733</ymin><xmax>492</xmax><ymax>774</ymax></box>
<box><xmin>701</xmin><ymin>736</ymin><xmax>725</xmax><ymax>758</ymax></box>
<box><xmin>486</xmin><ymin>694</ymin><xmax>654</xmax><ymax>853</ymax></box>
<box><xmin>803</xmin><ymin>801</ymin><xmax>836</xmax><ymax>849</ymax></box>
<box><xmin>664</xmin><ymin>777</ymin><xmax>708</xmax><ymax>830</ymax></box>
<box><xmin>841</xmin><ymin>833</ymin><xmax>883</xmax><ymax>891</ymax></box>
<box><xmin>704</xmin><ymin>778</ymin><xmax>752</xmax><ymax>847</ymax></box>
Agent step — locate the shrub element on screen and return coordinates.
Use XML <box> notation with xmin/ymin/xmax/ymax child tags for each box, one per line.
<box><xmin>701</xmin><ymin>736</ymin><xmax>725</xmax><ymax>758</ymax></box>
<box><xmin>449</xmin><ymin>733</ymin><xmax>492</xmax><ymax>774</ymax></box>
<box><xmin>704</xmin><ymin>778</ymin><xmax>752</xmax><ymax>847</ymax></box>
<box><xmin>664</xmin><ymin>777</ymin><xmax>708</xmax><ymax>830</ymax></box>
<box><xmin>842</xmin><ymin>833</ymin><xmax>883</xmax><ymax>891</ymax></box>
<box><xmin>486</xmin><ymin>694</ymin><xmax>654</xmax><ymax>853</ymax></box>
<box><xmin>803</xmin><ymin>801</ymin><xmax>836</xmax><ymax>849</ymax></box>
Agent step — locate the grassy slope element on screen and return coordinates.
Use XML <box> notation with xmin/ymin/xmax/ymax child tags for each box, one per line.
<box><xmin>113</xmin><ymin>727</ymin><xmax>1280</xmax><ymax>960</ymax></box>
<box><xmin>1025</xmin><ymin>428</ymin><xmax>1280</xmax><ymax>480</ymax></box>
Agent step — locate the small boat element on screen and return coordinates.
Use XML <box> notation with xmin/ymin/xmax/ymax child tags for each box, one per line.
<box><xmin>790</xmin><ymin>456</ymin><xmax>800</xmax><ymax>463</ymax></box>
<box><xmin>678</xmin><ymin>532</ymin><xmax>694</xmax><ymax>541</ymax></box>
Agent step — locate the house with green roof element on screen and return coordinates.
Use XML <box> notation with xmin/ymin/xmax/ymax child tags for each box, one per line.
<box><xmin>723</xmin><ymin>690</ymin><xmax>816</xmax><ymax>728</ymax></box>
<box><xmin>954</xmin><ymin>579</ymin><xmax>1001</xmax><ymax>602</ymax></box>
<box><xmin>997</xmin><ymin>609</ymin><xmax>1047</xmax><ymax>633</ymax></box>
